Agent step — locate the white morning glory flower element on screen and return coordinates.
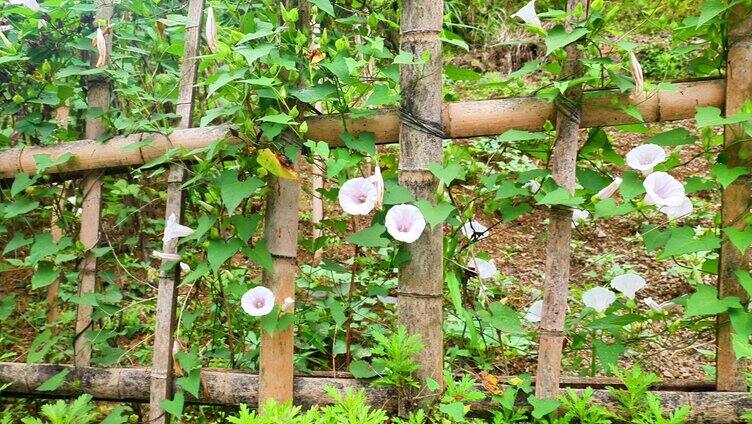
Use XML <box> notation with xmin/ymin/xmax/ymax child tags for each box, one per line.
<box><xmin>582</xmin><ymin>287</ymin><xmax>616</xmax><ymax>313</ymax></box>
<box><xmin>241</xmin><ymin>286</ymin><xmax>275</xmax><ymax>317</ymax></box>
<box><xmin>338</xmin><ymin>177</ymin><xmax>378</xmax><ymax>215</ymax></box>
<box><xmin>179</xmin><ymin>262</ymin><xmax>191</xmax><ymax>273</ymax></box>
<box><xmin>281</xmin><ymin>296</ymin><xmax>295</xmax><ymax>312</ymax></box>
<box><xmin>643</xmin><ymin>172</ymin><xmax>686</xmax><ymax>207</ymax></box>
<box><xmin>8</xmin><ymin>0</ymin><xmax>41</xmax><ymax>11</ymax></box>
<box><xmin>572</xmin><ymin>209</ymin><xmax>590</xmax><ymax>227</ymax></box>
<box><xmin>384</xmin><ymin>204</ymin><xmax>426</xmax><ymax>243</ymax></box>
<box><xmin>643</xmin><ymin>297</ymin><xmax>674</xmax><ymax>312</ymax></box>
<box><xmin>659</xmin><ymin>196</ymin><xmax>693</xmax><ymax>220</ymax></box>
<box><xmin>596</xmin><ymin>177</ymin><xmax>623</xmax><ymax>200</ymax></box>
<box><xmin>524</xmin><ymin>179</ymin><xmax>541</xmax><ymax>194</ymax></box>
<box><xmin>611</xmin><ymin>273</ymin><xmax>646</xmax><ymax>299</ymax></box>
<box><xmin>205</xmin><ymin>7</ymin><xmax>218</xmax><ymax>53</ymax></box>
<box><xmin>626</xmin><ymin>144</ymin><xmax>667</xmax><ymax>174</ymax></box>
<box><xmin>629</xmin><ymin>51</ymin><xmax>643</xmax><ymax>98</ymax></box>
<box><xmin>467</xmin><ymin>257</ymin><xmax>499</xmax><ymax>280</ymax></box>
<box><xmin>511</xmin><ymin>0</ymin><xmax>542</xmax><ymax>28</ymax></box>
<box><xmin>163</xmin><ymin>213</ymin><xmax>195</xmax><ymax>244</ymax></box>
<box><xmin>93</xmin><ymin>27</ymin><xmax>107</xmax><ymax>68</ymax></box>
<box><xmin>368</xmin><ymin>164</ymin><xmax>384</xmax><ymax>210</ymax></box>
<box><xmin>524</xmin><ymin>300</ymin><xmax>543</xmax><ymax>323</ymax></box>
<box><xmin>152</xmin><ymin>250</ymin><xmax>181</xmax><ymax>262</ymax></box>
<box><xmin>461</xmin><ymin>220</ymin><xmax>489</xmax><ymax>241</ymax></box>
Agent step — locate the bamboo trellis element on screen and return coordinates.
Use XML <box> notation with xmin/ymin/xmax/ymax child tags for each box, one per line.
<box><xmin>1</xmin><ymin>1</ymin><xmax>751</xmax><ymax>422</ymax></box>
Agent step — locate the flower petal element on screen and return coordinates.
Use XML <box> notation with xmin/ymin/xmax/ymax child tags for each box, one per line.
<box><xmin>163</xmin><ymin>213</ymin><xmax>195</xmax><ymax>244</ymax></box>
<box><xmin>611</xmin><ymin>273</ymin><xmax>646</xmax><ymax>299</ymax></box>
<box><xmin>384</xmin><ymin>204</ymin><xmax>426</xmax><ymax>243</ymax></box>
<box><xmin>467</xmin><ymin>257</ymin><xmax>498</xmax><ymax>280</ymax></box>
<box><xmin>596</xmin><ymin>177</ymin><xmax>623</xmax><ymax>200</ymax></box>
<box><xmin>205</xmin><ymin>7</ymin><xmax>218</xmax><ymax>53</ymax></box>
<box><xmin>643</xmin><ymin>172</ymin><xmax>685</xmax><ymax>207</ymax></box>
<box><xmin>338</xmin><ymin>177</ymin><xmax>378</xmax><ymax>215</ymax></box>
<box><xmin>626</xmin><ymin>144</ymin><xmax>666</xmax><ymax>173</ymax></box>
<box><xmin>461</xmin><ymin>220</ymin><xmax>489</xmax><ymax>241</ymax></box>
<box><xmin>659</xmin><ymin>196</ymin><xmax>693</xmax><ymax>220</ymax></box>
<box><xmin>368</xmin><ymin>164</ymin><xmax>384</xmax><ymax>210</ymax></box>
<box><xmin>241</xmin><ymin>286</ymin><xmax>275</xmax><ymax>317</ymax></box>
<box><xmin>512</xmin><ymin>0</ymin><xmax>542</xmax><ymax>28</ymax></box>
<box><xmin>582</xmin><ymin>287</ymin><xmax>616</xmax><ymax>313</ymax></box>
<box><xmin>524</xmin><ymin>300</ymin><xmax>543</xmax><ymax>323</ymax></box>
<box><xmin>152</xmin><ymin>250</ymin><xmax>181</xmax><ymax>262</ymax></box>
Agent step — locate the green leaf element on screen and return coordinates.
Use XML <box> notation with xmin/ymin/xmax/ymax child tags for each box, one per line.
<box><xmin>646</xmin><ymin>128</ymin><xmax>697</xmax><ymax>146</ymax></box>
<box><xmin>247</xmin><ymin>239</ymin><xmax>274</xmax><ymax>271</ymax></box>
<box><xmin>657</xmin><ymin>227</ymin><xmax>721</xmax><ymax>259</ymax></box>
<box><xmin>619</xmin><ymin>171</ymin><xmax>645</xmax><ymax>201</ymax></box>
<box><xmin>711</xmin><ymin>164</ymin><xmax>748</xmax><ymax>189</ymax></box>
<box><xmin>207</xmin><ymin>238</ymin><xmax>243</xmax><ymax>273</ymax></box>
<box><xmin>161</xmin><ymin>391</ymin><xmax>185</xmax><ymax>418</ymax></box>
<box><xmin>724</xmin><ymin>227</ymin><xmax>752</xmax><ymax>253</ymax></box>
<box><xmin>439</xmin><ymin>402</ymin><xmax>466</xmax><ymax>421</ymax></box>
<box><xmin>365</xmin><ymin>84</ymin><xmax>399</xmax><ymax>107</ymax></box>
<box><xmin>545</xmin><ymin>26</ymin><xmax>588</xmax><ymax>55</ymax></box>
<box><xmin>695</xmin><ymin>106</ymin><xmax>751</xmax><ymax>128</ymax></box>
<box><xmin>0</xmin><ymin>295</ymin><xmax>16</xmax><ymax>321</ymax></box>
<box><xmin>685</xmin><ymin>285</ymin><xmax>741</xmax><ymax>317</ymax></box>
<box><xmin>290</xmin><ymin>82</ymin><xmax>337</xmax><ymax>103</ymax></box>
<box><xmin>3</xmin><ymin>232</ymin><xmax>32</xmax><ymax>255</ymax></box>
<box><xmin>217</xmin><ymin>169</ymin><xmax>264</xmax><ymax>214</ymax></box>
<box><xmin>11</xmin><ymin>173</ymin><xmax>35</xmax><ymax>197</ymax></box>
<box><xmin>310</xmin><ymin>0</ymin><xmax>335</xmax><ymax>16</ymax></box>
<box><xmin>327</xmin><ymin>298</ymin><xmax>346</xmax><ymax>327</ymax></box>
<box><xmin>484</xmin><ymin>302</ymin><xmax>524</xmax><ymax>334</ymax></box>
<box><xmin>528</xmin><ymin>395</ymin><xmax>560</xmax><ymax>419</ymax></box>
<box><xmin>697</xmin><ymin>0</ymin><xmax>736</xmax><ymax>27</ymax></box>
<box><xmin>349</xmin><ymin>360</ymin><xmax>377</xmax><ymax>379</ymax></box>
<box><xmin>444</xmin><ymin>64</ymin><xmax>482</xmax><ymax>81</ymax></box>
<box><xmin>236</xmin><ymin>44</ymin><xmax>275</xmax><ymax>66</ymax></box>
<box><xmin>736</xmin><ymin>270</ymin><xmax>752</xmax><ymax>298</ymax></box>
<box><xmin>28</xmin><ymin>233</ymin><xmax>72</xmax><ymax>264</ymax></box>
<box><xmin>31</xmin><ymin>262</ymin><xmax>59</xmax><ymax>290</ymax></box>
<box><xmin>230</xmin><ymin>214</ymin><xmax>261</xmax><ymax>243</ymax></box>
<box><xmin>594</xmin><ymin>198</ymin><xmax>635</xmax><ymax>219</ymax></box>
<box><xmin>101</xmin><ymin>406</ymin><xmax>130</xmax><ymax>424</ymax></box>
<box><xmin>346</xmin><ymin>225</ymin><xmax>390</xmax><ymax>248</ymax></box>
<box><xmin>383</xmin><ymin>180</ymin><xmax>415</xmax><ymax>205</ymax></box>
<box><xmin>427</xmin><ymin>163</ymin><xmax>466</xmax><ymax>186</ymax></box>
<box><xmin>497</xmin><ymin>129</ymin><xmax>547</xmax><ymax>142</ymax></box>
<box><xmin>536</xmin><ymin>188</ymin><xmax>583</xmax><ymax>206</ymax></box>
<box><xmin>35</xmin><ymin>368</ymin><xmax>70</xmax><ymax>391</ymax></box>
<box><xmin>415</xmin><ymin>200</ymin><xmax>455</xmax><ymax>229</ymax></box>
<box><xmin>33</xmin><ymin>152</ymin><xmax>74</xmax><ymax>174</ymax></box>
<box><xmin>340</xmin><ymin>131</ymin><xmax>376</xmax><ymax>156</ymax></box>
<box><xmin>177</xmin><ymin>369</ymin><xmax>201</xmax><ymax>398</ymax></box>
<box><xmin>594</xmin><ymin>340</ymin><xmax>625</xmax><ymax>373</ymax></box>
<box><xmin>3</xmin><ymin>198</ymin><xmax>39</xmax><ymax>218</ymax></box>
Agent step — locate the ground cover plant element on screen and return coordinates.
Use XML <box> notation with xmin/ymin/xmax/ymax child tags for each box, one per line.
<box><xmin>1</xmin><ymin>0</ymin><xmax>752</xmax><ymax>422</ymax></box>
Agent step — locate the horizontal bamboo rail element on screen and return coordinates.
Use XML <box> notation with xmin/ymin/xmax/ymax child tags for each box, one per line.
<box><xmin>0</xmin><ymin>363</ymin><xmax>748</xmax><ymax>422</ymax></box>
<box><xmin>0</xmin><ymin>79</ymin><xmax>724</xmax><ymax>180</ymax></box>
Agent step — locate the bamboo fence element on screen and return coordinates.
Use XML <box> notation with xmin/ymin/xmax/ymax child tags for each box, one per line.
<box><xmin>0</xmin><ymin>0</ymin><xmax>751</xmax><ymax>422</ymax></box>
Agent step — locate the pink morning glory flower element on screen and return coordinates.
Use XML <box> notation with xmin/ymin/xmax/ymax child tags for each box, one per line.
<box><xmin>384</xmin><ymin>204</ymin><xmax>426</xmax><ymax>243</ymax></box>
<box><xmin>643</xmin><ymin>172</ymin><xmax>686</xmax><ymax>207</ymax></box>
<box><xmin>626</xmin><ymin>144</ymin><xmax>667</xmax><ymax>174</ymax></box>
<box><xmin>241</xmin><ymin>286</ymin><xmax>275</xmax><ymax>317</ymax></box>
<box><xmin>338</xmin><ymin>177</ymin><xmax>378</xmax><ymax>215</ymax></box>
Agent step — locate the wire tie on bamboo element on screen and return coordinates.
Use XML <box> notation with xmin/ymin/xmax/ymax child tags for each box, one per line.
<box><xmin>269</xmin><ymin>253</ymin><xmax>297</xmax><ymax>260</ymax></box>
<box><xmin>398</xmin><ymin>107</ymin><xmax>445</xmax><ymax>139</ymax></box>
<box><xmin>539</xmin><ymin>329</ymin><xmax>565</xmax><ymax>337</ymax></box>
<box><xmin>395</xmin><ymin>290</ymin><xmax>442</xmax><ymax>299</ymax></box>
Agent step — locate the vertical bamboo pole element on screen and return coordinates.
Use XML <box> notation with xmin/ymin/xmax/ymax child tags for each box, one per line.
<box><xmin>717</xmin><ymin>5</ymin><xmax>752</xmax><ymax>392</ymax></box>
<box><xmin>74</xmin><ymin>0</ymin><xmax>113</xmax><ymax>367</ymax></box>
<box><xmin>147</xmin><ymin>0</ymin><xmax>204</xmax><ymax>422</ymax></box>
<box><xmin>258</xmin><ymin>0</ymin><xmax>308</xmax><ymax>408</ymax></box>
<box><xmin>535</xmin><ymin>0</ymin><xmax>588</xmax><ymax>399</ymax></box>
<box><xmin>311</xmin><ymin>155</ymin><xmax>324</xmax><ymax>265</ymax></box>
<box><xmin>46</xmin><ymin>195</ymin><xmax>64</xmax><ymax>325</ymax></box>
<box><xmin>397</xmin><ymin>0</ymin><xmax>444</xmax><ymax>403</ymax></box>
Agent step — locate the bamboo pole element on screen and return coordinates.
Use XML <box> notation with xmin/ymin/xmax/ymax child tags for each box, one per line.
<box><xmin>73</xmin><ymin>0</ymin><xmax>113</xmax><ymax>367</ymax></box>
<box><xmin>0</xmin><ymin>80</ymin><xmax>725</xmax><ymax>180</ymax></box>
<box><xmin>1</xmin><ymin>363</ymin><xmax>751</xmax><ymax>422</ymax></box>
<box><xmin>397</xmin><ymin>0</ymin><xmax>444</xmax><ymax>406</ymax></box>
<box><xmin>717</xmin><ymin>5</ymin><xmax>752</xmax><ymax>392</ymax></box>
<box><xmin>535</xmin><ymin>0</ymin><xmax>588</xmax><ymax>400</ymax></box>
<box><xmin>311</xmin><ymin>155</ymin><xmax>324</xmax><ymax>265</ymax></box>
<box><xmin>257</xmin><ymin>0</ymin><xmax>308</xmax><ymax>408</ymax></box>
<box><xmin>45</xmin><ymin>193</ymin><xmax>65</xmax><ymax>325</ymax></box>
<box><xmin>148</xmin><ymin>1</ymin><xmax>204</xmax><ymax>420</ymax></box>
